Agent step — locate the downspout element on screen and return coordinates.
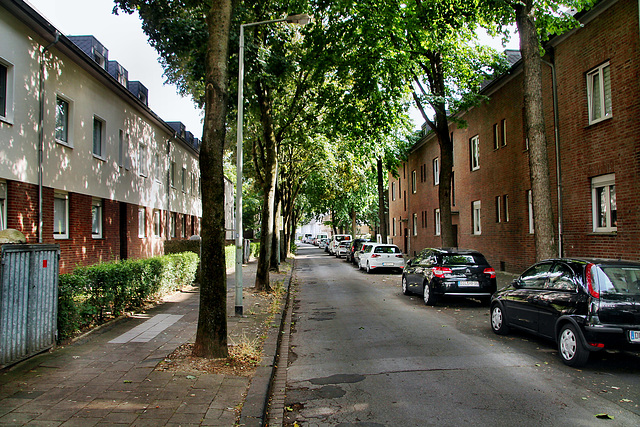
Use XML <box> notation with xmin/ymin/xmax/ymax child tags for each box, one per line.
<box><xmin>166</xmin><ymin>138</ymin><xmax>172</xmax><ymax>240</ymax></box>
<box><xmin>542</xmin><ymin>51</ymin><xmax>563</xmax><ymax>257</ymax></box>
<box><xmin>38</xmin><ymin>31</ymin><xmax>60</xmax><ymax>243</ymax></box>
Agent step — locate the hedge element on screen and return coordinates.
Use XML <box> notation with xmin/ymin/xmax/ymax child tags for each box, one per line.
<box><xmin>57</xmin><ymin>252</ymin><xmax>199</xmax><ymax>341</ymax></box>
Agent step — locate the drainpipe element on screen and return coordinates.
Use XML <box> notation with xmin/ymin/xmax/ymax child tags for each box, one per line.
<box><xmin>541</xmin><ymin>51</ymin><xmax>563</xmax><ymax>258</ymax></box>
<box><xmin>166</xmin><ymin>139</ymin><xmax>172</xmax><ymax>240</ymax></box>
<box><xmin>38</xmin><ymin>31</ymin><xmax>60</xmax><ymax>243</ymax></box>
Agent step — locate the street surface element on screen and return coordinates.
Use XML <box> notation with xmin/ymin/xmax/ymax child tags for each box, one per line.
<box><xmin>283</xmin><ymin>244</ymin><xmax>640</xmax><ymax>426</ymax></box>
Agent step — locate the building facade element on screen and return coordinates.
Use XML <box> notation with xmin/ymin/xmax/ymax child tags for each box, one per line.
<box><xmin>389</xmin><ymin>0</ymin><xmax>640</xmax><ymax>274</ymax></box>
<box><xmin>0</xmin><ymin>0</ymin><xmax>206</xmax><ymax>273</ymax></box>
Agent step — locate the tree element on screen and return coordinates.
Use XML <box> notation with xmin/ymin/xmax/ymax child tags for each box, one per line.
<box><xmin>482</xmin><ymin>0</ymin><xmax>595</xmax><ymax>260</ymax></box>
<box><xmin>113</xmin><ymin>0</ymin><xmax>233</xmax><ymax>358</ymax></box>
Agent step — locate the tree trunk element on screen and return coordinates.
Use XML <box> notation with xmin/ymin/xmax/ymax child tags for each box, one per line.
<box><xmin>515</xmin><ymin>1</ymin><xmax>557</xmax><ymax>261</ymax></box>
<box><xmin>270</xmin><ymin>183</ymin><xmax>281</xmax><ymax>271</ymax></box>
<box><xmin>436</xmin><ymin>119</ymin><xmax>455</xmax><ymax>248</ymax></box>
<box><xmin>193</xmin><ymin>0</ymin><xmax>232</xmax><ymax>359</ymax></box>
<box><xmin>376</xmin><ymin>157</ymin><xmax>388</xmax><ymax>244</ymax></box>
<box><xmin>254</xmin><ymin>79</ymin><xmax>277</xmax><ymax>292</ymax></box>
<box><xmin>351</xmin><ymin>208</ymin><xmax>357</xmax><ymax>237</ymax></box>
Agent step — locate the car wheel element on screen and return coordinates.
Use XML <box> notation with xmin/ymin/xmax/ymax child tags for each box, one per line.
<box><xmin>423</xmin><ymin>281</ymin><xmax>436</xmax><ymax>306</ymax></box>
<box><xmin>558</xmin><ymin>324</ymin><xmax>589</xmax><ymax>367</ymax></box>
<box><xmin>402</xmin><ymin>276</ymin><xmax>410</xmax><ymax>295</ymax></box>
<box><xmin>490</xmin><ymin>304</ymin><xmax>509</xmax><ymax>335</ymax></box>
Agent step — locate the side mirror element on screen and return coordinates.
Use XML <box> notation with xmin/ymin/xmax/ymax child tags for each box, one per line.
<box><xmin>511</xmin><ymin>279</ymin><xmax>521</xmax><ymax>288</ymax></box>
<box><xmin>406</xmin><ymin>259</ymin><xmax>412</xmax><ymax>267</ymax></box>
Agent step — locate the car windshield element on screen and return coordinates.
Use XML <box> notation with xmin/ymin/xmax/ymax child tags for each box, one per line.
<box><xmin>441</xmin><ymin>254</ymin><xmax>487</xmax><ymax>266</ymax></box>
<box><xmin>593</xmin><ymin>265</ymin><xmax>640</xmax><ymax>296</ymax></box>
<box><xmin>374</xmin><ymin>246</ymin><xmax>401</xmax><ymax>254</ymax></box>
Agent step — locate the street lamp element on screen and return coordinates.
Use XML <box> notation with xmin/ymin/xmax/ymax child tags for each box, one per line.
<box><xmin>235</xmin><ymin>13</ymin><xmax>312</xmax><ymax>316</ymax></box>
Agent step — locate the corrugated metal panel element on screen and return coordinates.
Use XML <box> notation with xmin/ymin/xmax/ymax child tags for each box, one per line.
<box><xmin>0</xmin><ymin>244</ymin><xmax>60</xmax><ymax>368</ymax></box>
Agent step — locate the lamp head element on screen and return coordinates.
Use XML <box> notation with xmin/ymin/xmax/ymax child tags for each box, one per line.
<box><xmin>285</xmin><ymin>13</ymin><xmax>313</xmax><ymax>25</ymax></box>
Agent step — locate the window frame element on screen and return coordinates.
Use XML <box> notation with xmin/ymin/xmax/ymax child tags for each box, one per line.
<box><xmin>138</xmin><ymin>207</ymin><xmax>147</xmax><ymax>238</ymax></box>
<box><xmin>493</xmin><ymin>123</ymin><xmax>499</xmax><ymax>150</ymax></box>
<box><xmin>170</xmin><ymin>161</ymin><xmax>176</xmax><ymax>188</ymax></box>
<box><xmin>433</xmin><ymin>157</ymin><xmax>440</xmax><ymax>185</ymax></box>
<box><xmin>0</xmin><ymin>58</ymin><xmax>14</xmax><ymax>123</ymax></box>
<box><xmin>586</xmin><ymin>62</ymin><xmax>612</xmax><ymax>125</ymax></box>
<box><xmin>501</xmin><ymin>119</ymin><xmax>507</xmax><ymax>147</ymax></box>
<box><xmin>591</xmin><ymin>173</ymin><xmax>617</xmax><ymax>233</ymax></box>
<box><xmin>470</xmin><ymin>135</ymin><xmax>480</xmax><ymax>171</ymax></box>
<box><xmin>138</xmin><ymin>141</ymin><xmax>148</xmax><ymax>177</ymax></box>
<box><xmin>434</xmin><ymin>209</ymin><xmax>441</xmax><ymax>236</ymax></box>
<box><xmin>496</xmin><ymin>195</ymin><xmax>502</xmax><ymax>223</ymax></box>
<box><xmin>55</xmin><ymin>95</ymin><xmax>73</xmax><ymax>147</ymax></box>
<box><xmin>472</xmin><ymin>200</ymin><xmax>481</xmax><ymax>235</ymax></box>
<box><xmin>153</xmin><ymin>209</ymin><xmax>161</xmax><ymax>237</ymax></box>
<box><xmin>53</xmin><ymin>191</ymin><xmax>69</xmax><ymax>240</ymax></box>
<box><xmin>181</xmin><ymin>215</ymin><xmax>187</xmax><ymax>238</ymax></box>
<box><xmin>503</xmin><ymin>195</ymin><xmax>509</xmax><ymax>222</ymax></box>
<box><xmin>170</xmin><ymin>212</ymin><xmax>177</xmax><ymax>238</ymax></box>
<box><xmin>413</xmin><ymin>213</ymin><xmax>418</xmax><ymax>236</ymax></box>
<box><xmin>528</xmin><ymin>190</ymin><xmax>535</xmax><ymax>234</ymax></box>
<box><xmin>181</xmin><ymin>167</ymin><xmax>187</xmax><ymax>193</ymax></box>
<box><xmin>411</xmin><ymin>170</ymin><xmax>417</xmax><ymax>194</ymax></box>
<box><xmin>91</xmin><ymin>198</ymin><xmax>103</xmax><ymax>239</ymax></box>
<box><xmin>92</xmin><ymin>116</ymin><xmax>106</xmax><ymax>159</ymax></box>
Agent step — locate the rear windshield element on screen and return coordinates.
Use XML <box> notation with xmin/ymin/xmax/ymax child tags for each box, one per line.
<box><xmin>592</xmin><ymin>265</ymin><xmax>640</xmax><ymax>295</ymax></box>
<box><xmin>441</xmin><ymin>254</ymin><xmax>487</xmax><ymax>266</ymax></box>
<box><xmin>336</xmin><ymin>235</ymin><xmax>351</xmax><ymax>242</ymax></box>
<box><xmin>374</xmin><ymin>246</ymin><xmax>401</xmax><ymax>254</ymax></box>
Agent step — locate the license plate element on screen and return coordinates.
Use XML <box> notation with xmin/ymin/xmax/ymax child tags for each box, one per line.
<box><xmin>458</xmin><ymin>281</ymin><xmax>479</xmax><ymax>287</ymax></box>
<box><xmin>383</xmin><ymin>262</ymin><xmax>394</xmax><ymax>266</ymax></box>
<box><xmin>630</xmin><ymin>330</ymin><xmax>640</xmax><ymax>343</ymax></box>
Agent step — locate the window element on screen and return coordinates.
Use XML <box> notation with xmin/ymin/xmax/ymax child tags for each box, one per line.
<box><xmin>138</xmin><ymin>207</ymin><xmax>146</xmax><ymax>238</ymax></box>
<box><xmin>528</xmin><ymin>190</ymin><xmax>534</xmax><ymax>234</ymax></box>
<box><xmin>91</xmin><ymin>198</ymin><xmax>103</xmax><ymax>238</ymax></box>
<box><xmin>182</xmin><ymin>167</ymin><xmax>187</xmax><ymax>193</ymax></box>
<box><xmin>411</xmin><ymin>170</ymin><xmax>417</xmax><ymax>193</ymax></box>
<box><xmin>470</xmin><ymin>135</ymin><xmax>479</xmax><ymax>171</ymax></box>
<box><xmin>433</xmin><ymin>158</ymin><xmax>440</xmax><ymax>185</ymax></box>
<box><xmin>181</xmin><ymin>215</ymin><xmax>187</xmax><ymax>238</ymax></box>
<box><xmin>503</xmin><ymin>195</ymin><xmax>509</xmax><ymax>222</ymax></box>
<box><xmin>55</xmin><ymin>96</ymin><xmax>71</xmax><ymax>145</ymax></box>
<box><xmin>493</xmin><ymin>123</ymin><xmax>499</xmax><ymax>150</ymax></box>
<box><xmin>92</xmin><ymin>116</ymin><xmax>105</xmax><ymax>158</ymax></box>
<box><xmin>392</xmin><ymin>217</ymin><xmax>397</xmax><ymax>236</ymax></box>
<box><xmin>496</xmin><ymin>196</ymin><xmax>502</xmax><ymax>223</ymax></box>
<box><xmin>472</xmin><ymin>200</ymin><xmax>481</xmax><ymax>235</ymax></box>
<box><xmin>451</xmin><ymin>172</ymin><xmax>456</xmax><ymax>206</ymax></box>
<box><xmin>118</xmin><ymin>131</ymin><xmax>130</xmax><ymax>169</ymax></box>
<box><xmin>587</xmin><ymin>62</ymin><xmax>612</xmax><ymax>124</ymax></box>
<box><xmin>520</xmin><ymin>262</ymin><xmax>553</xmax><ymax>289</ymax></box>
<box><xmin>413</xmin><ymin>213</ymin><xmax>418</xmax><ymax>236</ymax></box>
<box><xmin>434</xmin><ymin>209</ymin><xmax>440</xmax><ymax>236</ymax></box>
<box><xmin>155</xmin><ymin>153</ymin><xmax>162</xmax><ymax>182</ymax></box>
<box><xmin>0</xmin><ymin>60</ymin><xmax>12</xmax><ymax>121</ymax></box>
<box><xmin>53</xmin><ymin>192</ymin><xmax>69</xmax><ymax>239</ymax></box>
<box><xmin>591</xmin><ymin>174</ymin><xmax>616</xmax><ymax>232</ymax></box>
<box><xmin>0</xmin><ymin>181</ymin><xmax>6</xmax><ymax>230</ymax></box>
<box><xmin>138</xmin><ymin>142</ymin><xmax>148</xmax><ymax>176</ymax></box>
<box><xmin>170</xmin><ymin>161</ymin><xmax>176</xmax><ymax>188</ymax></box>
<box><xmin>153</xmin><ymin>210</ymin><xmax>161</xmax><ymax>237</ymax></box>
<box><xmin>501</xmin><ymin>119</ymin><xmax>507</xmax><ymax>147</ymax></box>
<box><xmin>391</xmin><ymin>182</ymin><xmax>396</xmax><ymax>201</ymax></box>
<box><xmin>170</xmin><ymin>212</ymin><xmax>177</xmax><ymax>238</ymax></box>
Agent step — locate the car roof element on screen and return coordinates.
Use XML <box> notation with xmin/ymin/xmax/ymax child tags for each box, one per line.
<box><xmin>421</xmin><ymin>248</ymin><xmax>485</xmax><ymax>256</ymax></box>
<box><xmin>538</xmin><ymin>257</ymin><xmax>640</xmax><ymax>267</ymax></box>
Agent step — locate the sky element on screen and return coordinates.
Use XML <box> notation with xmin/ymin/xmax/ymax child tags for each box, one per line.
<box><xmin>26</xmin><ymin>0</ymin><xmax>204</xmax><ymax>139</ymax></box>
<box><xmin>25</xmin><ymin>0</ymin><xmax>518</xmax><ymax>136</ymax></box>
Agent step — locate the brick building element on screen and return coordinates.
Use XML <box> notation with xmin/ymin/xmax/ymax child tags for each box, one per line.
<box><xmin>0</xmin><ymin>0</ymin><xmax>215</xmax><ymax>273</ymax></box>
<box><xmin>389</xmin><ymin>0</ymin><xmax>640</xmax><ymax>274</ymax></box>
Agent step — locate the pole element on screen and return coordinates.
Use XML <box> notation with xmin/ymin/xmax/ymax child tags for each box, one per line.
<box><xmin>235</xmin><ymin>24</ymin><xmax>245</xmax><ymax>316</ymax></box>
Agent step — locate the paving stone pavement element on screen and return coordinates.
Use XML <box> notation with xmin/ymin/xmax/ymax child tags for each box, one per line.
<box><xmin>0</xmin><ymin>259</ymin><xmax>292</xmax><ymax>427</ymax></box>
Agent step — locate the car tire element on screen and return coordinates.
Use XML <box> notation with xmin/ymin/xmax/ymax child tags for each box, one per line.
<box><xmin>423</xmin><ymin>281</ymin><xmax>436</xmax><ymax>306</ymax></box>
<box><xmin>402</xmin><ymin>276</ymin><xmax>410</xmax><ymax>295</ymax></box>
<box><xmin>558</xmin><ymin>323</ymin><xmax>589</xmax><ymax>367</ymax></box>
<box><xmin>490</xmin><ymin>304</ymin><xmax>509</xmax><ymax>335</ymax></box>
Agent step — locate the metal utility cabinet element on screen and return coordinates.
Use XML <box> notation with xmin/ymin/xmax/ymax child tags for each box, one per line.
<box><xmin>0</xmin><ymin>244</ymin><xmax>60</xmax><ymax>368</ymax></box>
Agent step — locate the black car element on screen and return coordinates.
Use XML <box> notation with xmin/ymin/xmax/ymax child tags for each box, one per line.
<box><xmin>346</xmin><ymin>239</ymin><xmax>369</xmax><ymax>264</ymax></box>
<box><xmin>491</xmin><ymin>258</ymin><xmax>640</xmax><ymax>367</ymax></box>
<box><xmin>402</xmin><ymin>248</ymin><xmax>496</xmax><ymax>306</ymax></box>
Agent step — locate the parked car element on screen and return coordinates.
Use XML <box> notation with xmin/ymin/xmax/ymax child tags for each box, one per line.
<box><xmin>318</xmin><ymin>238</ymin><xmax>330</xmax><ymax>249</ymax></box>
<box><xmin>402</xmin><ymin>248</ymin><xmax>496</xmax><ymax>306</ymax></box>
<box><xmin>302</xmin><ymin>233</ymin><xmax>313</xmax><ymax>243</ymax></box>
<box><xmin>328</xmin><ymin>234</ymin><xmax>352</xmax><ymax>255</ymax></box>
<box><xmin>314</xmin><ymin>233</ymin><xmax>328</xmax><ymax>246</ymax></box>
<box><xmin>346</xmin><ymin>238</ymin><xmax>369</xmax><ymax>264</ymax></box>
<box><xmin>491</xmin><ymin>258</ymin><xmax>640</xmax><ymax>367</ymax></box>
<box><xmin>336</xmin><ymin>241</ymin><xmax>350</xmax><ymax>258</ymax></box>
<box><xmin>358</xmin><ymin>243</ymin><xmax>405</xmax><ymax>273</ymax></box>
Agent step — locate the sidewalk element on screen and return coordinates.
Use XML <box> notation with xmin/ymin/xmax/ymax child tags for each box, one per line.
<box><xmin>0</xmin><ymin>259</ymin><xmax>292</xmax><ymax>427</ymax></box>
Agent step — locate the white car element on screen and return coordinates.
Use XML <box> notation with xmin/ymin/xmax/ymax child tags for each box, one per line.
<box><xmin>328</xmin><ymin>234</ymin><xmax>352</xmax><ymax>255</ymax></box>
<box><xmin>335</xmin><ymin>241</ymin><xmax>350</xmax><ymax>258</ymax></box>
<box><xmin>358</xmin><ymin>243</ymin><xmax>405</xmax><ymax>273</ymax></box>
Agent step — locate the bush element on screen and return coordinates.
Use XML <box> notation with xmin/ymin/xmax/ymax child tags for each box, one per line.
<box><xmin>57</xmin><ymin>252</ymin><xmax>199</xmax><ymax>342</ymax></box>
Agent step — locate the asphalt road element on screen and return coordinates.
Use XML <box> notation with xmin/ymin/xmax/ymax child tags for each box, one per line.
<box><xmin>283</xmin><ymin>243</ymin><xmax>640</xmax><ymax>426</ymax></box>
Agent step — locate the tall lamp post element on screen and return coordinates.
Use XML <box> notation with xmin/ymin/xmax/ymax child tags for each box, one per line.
<box><xmin>235</xmin><ymin>13</ymin><xmax>311</xmax><ymax>316</ymax></box>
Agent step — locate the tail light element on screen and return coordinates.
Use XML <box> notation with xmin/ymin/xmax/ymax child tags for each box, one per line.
<box><xmin>484</xmin><ymin>268</ymin><xmax>496</xmax><ymax>279</ymax></box>
<box><xmin>371</xmin><ymin>254</ymin><xmax>381</xmax><ymax>258</ymax></box>
<box><xmin>585</xmin><ymin>263</ymin><xmax>600</xmax><ymax>299</ymax></box>
<box><xmin>432</xmin><ymin>266</ymin><xmax>452</xmax><ymax>278</ymax></box>
<box><xmin>395</xmin><ymin>254</ymin><xmax>404</xmax><ymax>258</ymax></box>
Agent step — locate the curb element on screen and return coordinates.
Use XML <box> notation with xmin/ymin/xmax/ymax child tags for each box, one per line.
<box><xmin>238</xmin><ymin>260</ymin><xmax>295</xmax><ymax>427</ymax></box>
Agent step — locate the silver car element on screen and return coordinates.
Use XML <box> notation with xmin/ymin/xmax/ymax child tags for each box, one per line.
<box><xmin>358</xmin><ymin>243</ymin><xmax>405</xmax><ymax>273</ymax></box>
